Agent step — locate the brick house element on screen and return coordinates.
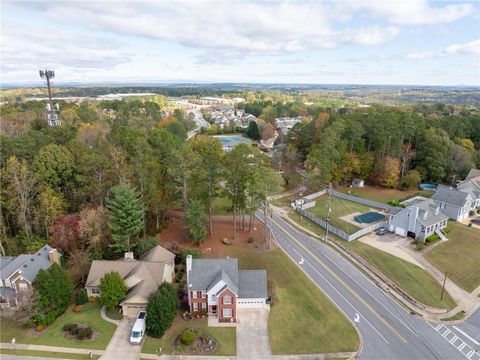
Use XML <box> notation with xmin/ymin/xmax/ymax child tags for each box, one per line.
<box><xmin>186</xmin><ymin>255</ymin><xmax>267</xmax><ymax>323</ymax></box>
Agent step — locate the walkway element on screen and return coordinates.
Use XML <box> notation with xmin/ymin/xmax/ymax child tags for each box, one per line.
<box><xmin>100</xmin><ymin>306</ymin><xmax>121</xmax><ymax>326</ymax></box>
<box><xmin>236</xmin><ymin>309</ymin><xmax>271</xmax><ymax>360</ymax></box>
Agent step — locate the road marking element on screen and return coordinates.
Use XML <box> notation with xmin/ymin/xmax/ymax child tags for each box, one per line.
<box><xmin>453</xmin><ymin>326</ymin><xmax>480</xmax><ymax>346</ymax></box>
<box><xmin>427</xmin><ymin>322</ymin><xmax>480</xmax><ymax>360</ymax></box>
<box><xmin>271</xmin><ymin>216</ymin><xmax>408</xmax><ymax>344</ymax></box>
<box><xmin>354</xmin><ymin>313</ymin><xmax>360</xmax><ymax>323</ymax></box>
<box><xmin>299</xmin><ymin>257</ymin><xmax>304</xmax><ymax>265</ymax></box>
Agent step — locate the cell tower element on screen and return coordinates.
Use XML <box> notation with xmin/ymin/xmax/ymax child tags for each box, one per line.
<box><xmin>39</xmin><ymin>70</ymin><xmax>61</xmax><ymax>127</ymax></box>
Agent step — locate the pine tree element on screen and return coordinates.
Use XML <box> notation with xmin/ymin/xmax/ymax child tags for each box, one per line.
<box><xmin>184</xmin><ymin>200</ymin><xmax>207</xmax><ymax>244</ymax></box>
<box><xmin>146</xmin><ymin>282</ymin><xmax>179</xmax><ymax>338</ymax></box>
<box><xmin>106</xmin><ymin>183</ymin><xmax>144</xmax><ymax>253</ymax></box>
<box><xmin>245</xmin><ymin>121</ymin><xmax>261</xmax><ymax>140</ymax></box>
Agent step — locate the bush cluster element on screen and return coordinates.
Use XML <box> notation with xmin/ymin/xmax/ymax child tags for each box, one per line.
<box><xmin>62</xmin><ymin>323</ymin><xmax>93</xmax><ymax>340</ymax></box>
<box><xmin>181</xmin><ymin>331</ymin><xmax>196</xmax><ymax>345</ymax></box>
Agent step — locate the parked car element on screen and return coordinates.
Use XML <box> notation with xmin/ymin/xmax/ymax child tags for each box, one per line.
<box><xmin>376</xmin><ymin>227</ymin><xmax>387</xmax><ymax>236</ymax></box>
<box><xmin>130</xmin><ymin>311</ymin><xmax>146</xmax><ymax>345</ymax></box>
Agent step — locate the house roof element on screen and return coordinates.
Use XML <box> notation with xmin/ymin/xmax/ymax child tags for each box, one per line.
<box><xmin>238</xmin><ymin>270</ymin><xmax>267</xmax><ymax>298</ymax></box>
<box><xmin>85</xmin><ymin>245</ymin><xmax>174</xmax><ymax>304</ymax></box>
<box><xmin>465</xmin><ymin>168</ymin><xmax>480</xmax><ymax>181</ymax></box>
<box><xmin>189</xmin><ymin>258</ymin><xmax>238</xmax><ymax>292</ymax></box>
<box><xmin>0</xmin><ymin>245</ymin><xmax>56</xmax><ymax>283</ymax></box>
<box><xmin>189</xmin><ymin>257</ymin><xmax>267</xmax><ymax>300</ymax></box>
<box><xmin>432</xmin><ymin>186</ymin><xmax>470</xmax><ymax>207</ymax></box>
<box><xmin>416</xmin><ymin>199</ymin><xmax>449</xmax><ymax>227</ymax></box>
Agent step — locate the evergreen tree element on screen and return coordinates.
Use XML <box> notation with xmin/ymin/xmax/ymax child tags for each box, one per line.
<box><xmin>100</xmin><ymin>271</ymin><xmax>127</xmax><ymax>309</ymax></box>
<box><xmin>245</xmin><ymin>121</ymin><xmax>261</xmax><ymax>140</ymax></box>
<box><xmin>146</xmin><ymin>282</ymin><xmax>179</xmax><ymax>338</ymax></box>
<box><xmin>106</xmin><ymin>183</ymin><xmax>144</xmax><ymax>253</ymax></box>
<box><xmin>185</xmin><ymin>200</ymin><xmax>207</xmax><ymax>244</ymax></box>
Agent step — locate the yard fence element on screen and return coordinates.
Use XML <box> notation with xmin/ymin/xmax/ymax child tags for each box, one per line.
<box><xmin>293</xmin><ymin>189</ymin><xmax>396</xmax><ymax>242</ymax></box>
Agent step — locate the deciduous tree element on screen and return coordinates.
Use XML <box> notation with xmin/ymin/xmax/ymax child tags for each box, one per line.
<box><xmin>100</xmin><ymin>271</ymin><xmax>127</xmax><ymax>310</ymax></box>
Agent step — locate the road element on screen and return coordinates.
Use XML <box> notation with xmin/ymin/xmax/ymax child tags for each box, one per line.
<box><xmin>186</xmin><ymin>107</ymin><xmax>210</xmax><ymax>139</ymax></box>
<box><xmin>264</xmin><ymin>212</ymin><xmax>480</xmax><ymax>360</ymax></box>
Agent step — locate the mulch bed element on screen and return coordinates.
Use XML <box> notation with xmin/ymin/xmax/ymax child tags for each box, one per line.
<box><xmin>173</xmin><ymin>328</ymin><xmax>218</xmax><ymax>355</ymax></box>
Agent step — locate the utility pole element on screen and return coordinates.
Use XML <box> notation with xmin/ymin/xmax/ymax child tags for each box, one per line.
<box><xmin>441</xmin><ymin>272</ymin><xmax>448</xmax><ymax>300</ymax></box>
<box><xmin>39</xmin><ymin>69</ymin><xmax>61</xmax><ymax>127</ymax></box>
<box><xmin>325</xmin><ymin>183</ymin><xmax>332</xmax><ymax>242</ymax></box>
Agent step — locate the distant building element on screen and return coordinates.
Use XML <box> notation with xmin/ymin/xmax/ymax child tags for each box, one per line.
<box><xmin>352</xmin><ymin>178</ymin><xmax>365</xmax><ymax>188</ymax></box>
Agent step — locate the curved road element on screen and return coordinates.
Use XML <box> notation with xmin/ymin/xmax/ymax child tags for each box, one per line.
<box><xmin>263</xmin><ymin>212</ymin><xmax>480</xmax><ymax>360</ymax></box>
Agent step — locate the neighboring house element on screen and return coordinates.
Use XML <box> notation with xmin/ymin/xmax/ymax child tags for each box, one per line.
<box><xmin>85</xmin><ymin>246</ymin><xmax>175</xmax><ymax>317</ymax></box>
<box><xmin>456</xmin><ymin>169</ymin><xmax>480</xmax><ymax>210</ymax></box>
<box><xmin>186</xmin><ymin>255</ymin><xmax>268</xmax><ymax>323</ymax></box>
<box><xmin>388</xmin><ymin>198</ymin><xmax>448</xmax><ymax>242</ymax></box>
<box><xmin>352</xmin><ymin>178</ymin><xmax>365</xmax><ymax>188</ymax></box>
<box><xmin>0</xmin><ymin>245</ymin><xmax>61</xmax><ymax>308</ymax></box>
<box><xmin>432</xmin><ymin>185</ymin><xmax>474</xmax><ymax>221</ymax></box>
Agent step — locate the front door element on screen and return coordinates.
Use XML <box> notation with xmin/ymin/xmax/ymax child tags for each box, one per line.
<box><xmin>210</xmin><ymin>305</ymin><xmax>217</xmax><ymax>314</ymax></box>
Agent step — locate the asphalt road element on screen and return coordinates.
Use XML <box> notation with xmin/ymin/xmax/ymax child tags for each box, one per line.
<box><xmin>264</xmin><ymin>212</ymin><xmax>480</xmax><ymax>360</ymax></box>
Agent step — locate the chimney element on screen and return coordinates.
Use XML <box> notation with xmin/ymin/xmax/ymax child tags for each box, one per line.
<box><xmin>435</xmin><ymin>206</ymin><xmax>440</xmax><ymax>215</ymax></box>
<box><xmin>124</xmin><ymin>252</ymin><xmax>134</xmax><ymax>261</ymax></box>
<box><xmin>48</xmin><ymin>249</ymin><xmax>61</xmax><ymax>265</ymax></box>
<box><xmin>186</xmin><ymin>255</ymin><xmax>192</xmax><ymax>274</ymax></box>
<box><xmin>423</xmin><ymin>211</ymin><xmax>428</xmax><ymax>220</ymax></box>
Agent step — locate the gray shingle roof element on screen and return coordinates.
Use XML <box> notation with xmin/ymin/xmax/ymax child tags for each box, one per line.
<box><xmin>432</xmin><ymin>186</ymin><xmax>470</xmax><ymax>207</ymax></box>
<box><xmin>0</xmin><ymin>245</ymin><xmax>56</xmax><ymax>283</ymax></box>
<box><xmin>189</xmin><ymin>258</ymin><xmax>238</xmax><ymax>292</ymax></box>
<box><xmin>239</xmin><ymin>270</ymin><xmax>267</xmax><ymax>298</ymax></box>
<box><xmin>416</xmin><ymin>199</ymin><xmax>449</xmax><ymax>227</ymax></box>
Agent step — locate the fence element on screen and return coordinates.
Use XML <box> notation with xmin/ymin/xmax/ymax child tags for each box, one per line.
<box><xmin>331</xmin><ymin>191</ymin><xmax>401</xmax><ymax>212</ymax></box>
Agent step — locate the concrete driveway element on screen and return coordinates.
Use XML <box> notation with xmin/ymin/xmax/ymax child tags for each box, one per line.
<box><xmin>236</xmin><ymin>308</ymin><xmax>271</xmax><ymax>360</ymax></box>
<box><xmin>100</xmin><ymin>318</ymin><xmax>141</xmax><ymax>360</ymax></box>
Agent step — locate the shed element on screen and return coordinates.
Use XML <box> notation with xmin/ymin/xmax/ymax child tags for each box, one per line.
<box><xmin>352</xmin><ymin>178</ymin><xmax>365</xmax><ymax>188</ymax></box>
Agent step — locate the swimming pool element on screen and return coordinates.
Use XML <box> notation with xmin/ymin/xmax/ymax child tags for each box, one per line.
<box><xmin>420</xmin><ymin>183</ymin><xmax>437</xmax><ymax>190</ymax></box>
<box><xmin>215</xmin><ymin>135</ymin><xmax>251</xmax><ymax>145</ymax></box>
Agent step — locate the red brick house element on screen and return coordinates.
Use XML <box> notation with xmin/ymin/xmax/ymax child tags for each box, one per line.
<box><xmin>186</xmin><ymin>255</ymin><xmax>267</xmax><ymax>323</ymax></box>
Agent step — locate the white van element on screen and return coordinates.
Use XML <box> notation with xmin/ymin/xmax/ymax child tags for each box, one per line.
<box><xmin>129</xmin><ymin>311</ymin><xmax>146</xmax><ymax>345</ymax></box>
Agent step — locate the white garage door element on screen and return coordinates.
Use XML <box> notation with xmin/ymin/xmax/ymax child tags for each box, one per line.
<box><xmin>395</xmin><ymin>227</ymin><xmax>406</xmax><ymax>236</ymax></box>
<box><xmin>237</xmin><ymin>298</ymin><xmax>266</xmax><ymax>309</ymax></box>
<box><xmin>122</xmin><ymin>305</ymin><xmax>145</xmax><ymax>317</ymax></box>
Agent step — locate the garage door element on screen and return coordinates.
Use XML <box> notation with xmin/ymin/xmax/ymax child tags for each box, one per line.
<box><xmin>123</xmin><ymin>305</ymin><xmax>145</xmax><ymax>318</ymax></box>
<box><xmin>237</xmin><ymin>299</ymin><xmax>265</xmax><ymax>309</ymax></box>
<box><xmin>395</xmin><ymin>227</ymin><xmax>406</xmax><ymax>236</ymax></box>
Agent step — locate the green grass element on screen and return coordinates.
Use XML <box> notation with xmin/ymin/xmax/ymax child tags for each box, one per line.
<box><xmin>425</xmin><ymin>222</ymin><xmax>480</xmax><ymax>293</ymax></box>
<box><xmin>105</xmin><ymin>306</ymin><xmax>123</xmax><ymax>320</ymax></box>
<box><xmin>29</xmin><ymin>303</ymin><xmax>116</xmax><ymax>349</ymax></box>
<box><xmin>142</xmin><ymin>319</ymin><xmax>236</xmax><ymax>356</ymax></box>
<box><xmin>0</xmin><ymin>349</ymin><xmax>100</xmax><ymax>359</ymax></box>
<box><xmin>308</xmin><ymin>195</ymin><xmax>376</xmax><ymax>234</ymax></box>
<box><xmin>338</xmin><ymin>185</ymin><xmax>434</xmax><ymax>203</ymax></box>
<box><xmin>346</xmin><ymin>241</ymin><xmax>456</xmax><ymax>309</ymax></box>
<box><xmin>0</xmin><ymin>316</ymin><xmax>33</xmax><ymax>343</ymax></box>
<box><xmin>211</xmin><ymin>196</ymin><xmax>232</xmax><ymax>215</ymax></box>
<box><xmin>271</xmin><ymin>196</ymin><xmax>295</xmax><ymax>207</ymax></box>
<box><xmin>441</xmin><ymin>310</ymin><xmax>466</xmax><ymax>322</ymax></box>
<box><xmin>223</xmin><ymin>247</ymin><xmax>359</xmax><ymax>355</ymax></box>
<box><xmin>287</xmin><ymin>213</ymin><xmax>456</xmax><ymax>310</ymax></box>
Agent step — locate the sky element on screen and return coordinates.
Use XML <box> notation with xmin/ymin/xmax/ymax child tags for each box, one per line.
<box><xmin>1</xmin><ymin>0</ymin><xmax>480</xmax><ymax>86</ymax></box>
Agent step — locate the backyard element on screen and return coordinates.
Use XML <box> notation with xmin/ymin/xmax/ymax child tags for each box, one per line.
<box><xmin>286</xmin><ymin>213</ymin><xmax>457</xmax><ymax>310</ymax></box>
<box><xmin>307</xmin><ymin>195</ymin><xmax>379</xmax><ymax>234</ymax></box>
<box><xmin>337</xmin><ymin>185</ymin><xmax>435</xmax><ymax>204</ymax></box>
<box><xmin>0</xmin><ymin>303</ymin><xmax>116</xmax><ymax>350</ymax></box>
<box><xmin>425</xmin><ymin>222</ymin><xmax>480</xmax><ymax>293</ymax></box>
<box><xmin>142</xmin><ymin>318</ymin><xmax>236</xmax><ymax>356</ymax></box>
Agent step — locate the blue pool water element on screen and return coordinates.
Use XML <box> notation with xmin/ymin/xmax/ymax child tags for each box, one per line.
<box><xmin>216</xmin><ymin>135</ymin><xmax>250</xmax><ymax>145</ymax></box>
<box><xmin>420</xmin><ymin>183</ymin><xmax>437</xmax><ymax>190</ymax></box>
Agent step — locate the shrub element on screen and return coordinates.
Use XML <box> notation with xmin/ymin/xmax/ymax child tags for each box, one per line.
<box><xmin>469</xmin><ymin>210</ymin><xmax>475</xmax><ymax>216</ymax></box>
<box><xmin>181</xmin><ymin>331</ymin><xmax>196</xmax><ymax>345</ymax></box>
<box><xmin>415</xmin><ymin>239</ymin><xmax>425</xmax><ymax>251</ymax></box>
<box><xmin>77</xmin><ymin>327</ymin><xmax>93</xmax><ymax>340</ymax></box>
<box><xmin>146</xmin><ymin>282</ymin><xmax>179</xmax><ymax>338</ymax></box>
<box><xmin>72</xmin><ymin>305</ymin><xmax>83</xmax><ymax>313</ymax></box>
<box><xmin>180</xmin><ymin>249</ymin><xmax>202</xmax><ymax>265</ymax></box>
<box><xmin>35</xmin><ymin>324</ymin><xmax>46</xmax><ymax>332</ymax></box>
<box><xmin>88</xmin><ymin>296</ymin><xmax>99</xmax><ymax>302</ymax></box>
<box><xmin>247</xmin><ymin>236</ymin><xmax>255</xmax><ymax>243</ymax></box>
<box><xmin>425</xmin><ymin>234</ymin><xmax>440</xmax><ymax>243</ymax></box>
<box><xmin>175</xmin><ymin>269</ymin><xmax>185</xmax><ymax>283</ymax></box>
<box><xmin>76</xmin><ymin>289</ymin><xmax>88</xmax><ymax>305</ymax></box>
<box><xmin>443</xmin><ymin>227</ymin><xmax>450</xmax><ymax>234</ymax></box>
<box><xmin>63</xmin><ymin>323</ymin><xmax>77</xmax><ymax>332</ymax></box>
<box><xmin>70</xmin><ymin>326</ymin><xmax>79</xmax><ymax>335</ymax></box>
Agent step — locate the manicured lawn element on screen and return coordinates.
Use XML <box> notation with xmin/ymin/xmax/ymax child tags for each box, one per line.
<box><xmin>307</xmin><ymin>195</ymin><xmax>376</xmax><ymax>234</ymax></box>
<box><xmin>287</xmin><ymin>213</ymin><xmax>456</xmax><ymax>310</ymax></box>
<box><xmin>105</xmin><ymin>306</ymin><xmax>123</xmax><ymax>320</ymax></box>
<box><xmin>0</xmin><ymin>316</ymin><xmax>35</xmax><ymax>343</ymax></box>
<box><xmin>142</xmin><ymin>318</ymin><xmax>236</xmax><ymax>356</ymax></box>
<box><xmin>13</xmin><ymin>303</ymin><xmax>116</xmax><ymax>350</ymax></box>
<box><xmin>425</xmin><ymin>222</ymin><xmax>480</xmax><ymax>293</ymax></box>
<box><xmin>0</xmin><ymin>349</ymin><xmax>100</xmax><ymax>359</ymax></box>
<box><xmin>346</xmin><ymin>241</ymin><xmax>456</xmax><ymax>310</ymax></box>
<box><xmin>223</xmin><ymin>247</ymin><xmax>359</xmax><ymax>355</ymax></box>
<box><xmin>338</xmin><ymin>185</ymin><xmax>435</xmax><ymax>204</ymax></box>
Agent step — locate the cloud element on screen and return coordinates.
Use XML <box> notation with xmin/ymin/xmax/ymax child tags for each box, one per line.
<box><xmin>404</xmin><ymin>52</ymin><xmax>435</xmax><ymax>60</ymax></box>
<box><xmin>342</xmin><ymin>26</ymin><xmax>400</xmax><ymax>46</ymax></box>
<box><xmin>446</xmin><ymin>39</ymin><xmax>480</xmax><ymax>54</ymax></box>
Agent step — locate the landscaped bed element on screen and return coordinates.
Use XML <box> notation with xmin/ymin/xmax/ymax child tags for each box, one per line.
<box><xmin>425</xmin><ymin>222</ymin><xmax>480</xmax><ymax>293</ymax></box>
<box><xmin>173</xmin><ymin>328</ymin><xmax>218</xmax><ymax>354</ymax></box>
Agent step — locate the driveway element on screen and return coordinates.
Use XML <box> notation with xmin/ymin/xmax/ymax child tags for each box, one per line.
<box><xmin>100</xmin><ymin>318</ymin><xmax>141</xmax><ymax>360</ymax></box>
<box><xmin>236</xmin><ymin>308</ymin><xmax>271</xmax><ymax>360</ymax></box>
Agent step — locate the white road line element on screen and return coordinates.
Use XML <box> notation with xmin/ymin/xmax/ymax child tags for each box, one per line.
<box><xmin>453</xmin><ymin>326</ymin><xmax>480</xmax><ymax>346</ymax></box>
<box><xmin>289</xmin><ymin>245</ymin><xmax>390</xmax><ymax>344</ymax></box>
<box><xmin>427</xmin><ymin>322</ymin><xmax>478</xmax><ymax>360</ymax></box>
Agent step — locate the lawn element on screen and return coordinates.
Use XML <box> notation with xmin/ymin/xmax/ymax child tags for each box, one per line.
<box><xmin>287</xmin><ymin>213</ymin><xmax>457</xmax><ymax>310</ymax></box>
<box><xmin>346</xmin><ymin>241</ymin><xmax>456</xmax><ymax>310</ymax></box>
<box><xmin>0</xmin><ymin>349</ymin><xmax>100</xmax><ymax>359</ymax></box>
<box><xmin>425</xmin><ymin>222</ymin><xmax>480</xmax><ymax>293</ymax></box>
<box><xmin>338</xmin><ymin>185</ymin><xmax>435</xmax><ymax>204</ymax></box>
<box><xmin>105</xmin><ymin>306</ymin><xmax>123</xmax><ymax>320</ymax></box>
<box><xmin>223</xmin><ymin>247</ymin><xmax>359</xmax><ymax>355</ymax></box>
<box><xmin>29</xmin><ymin>303</ymin><xmax>116</xmax><ymax>349</ymax></box>
<box><xmin>307</xmin><ymin>195</ymin><xmax>376</xmax><ymax>234</ymax></box>
<box><xmin>142</xmin><ymin>318</ymin><xmax>236</xmax><ymax>356</ymax></box>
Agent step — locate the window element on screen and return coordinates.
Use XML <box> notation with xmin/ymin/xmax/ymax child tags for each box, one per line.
<box><xmin>202</xmin><ymin>302</ymin><xmax>207</xmax><ymax>311</ymax></box>
<box><xmin>193</xmin><ymin>302</ymin><xmax>198</xmax><ymax>311</ymax></box>
<box><xmin>91</xmin><ymin>288</ymin><xmax>100</xmax><ymax>295</ymax></box>
<box><xmin>192</xmin><ymin>291</ymin><xmax>197</xmax><ymax>299</ymax></box>
<box><xmin>211</xmin><ymin>294</ymin><xmax>217</xmax><ymax>302</ymax></box>
<box><xmin>223</xmin><ymin>295</ymin><xmax>232</xmax><ymax>304</ymax></box>
<box><xmin>19</xmin><ymin>283</ymin><xmax>28</xmax><ymax>291</ymax></box>
<box><xmin>222</xmin><ymin>308</ymin><xmax>232</xmax><ymax>318</ymax></box>
<box><xmin>5</xmin><ymin>279</ymin><xmax>11</xmax><ymax>287</ymax></box>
